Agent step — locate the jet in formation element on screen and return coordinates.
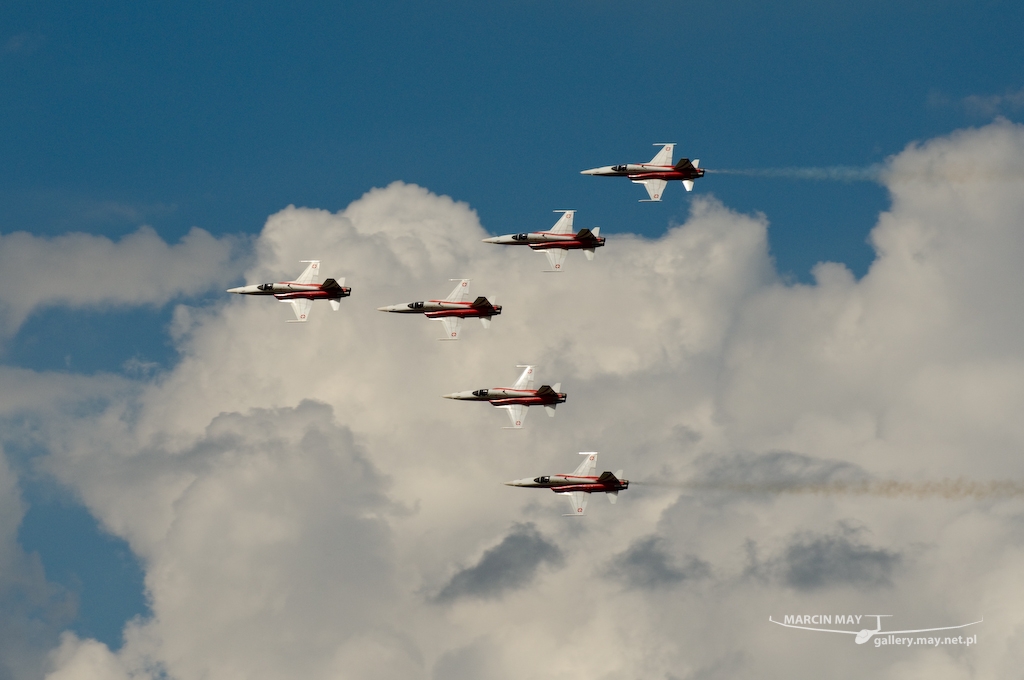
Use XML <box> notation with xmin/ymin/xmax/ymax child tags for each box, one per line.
<box><xmin>227</xmin><ymin>260</ymin><xmax>350</xmax><ymax>322</ymax></box>
<box><xmin>377</xmin><ymin>279</ymin><xmax>501</xmax><ymax>340</ymax></box>
<box><xmin>443</xmin><ymin>364</ymin><xmax>566</xmax><ymax>429</ymax></box>
<box><xmin>581</xmin><ymin>143</ymin><xmax>704</xmax><ymax>202</ymax></box>
<box><xmin>482</xmin><ymin>210</ymin><xmax>605</xmax><ymax>271</ymax></box>
<box><xmin>505</xmin><ymin>452</ymin><xmax>628</xmax><ymax>515</ymax></box>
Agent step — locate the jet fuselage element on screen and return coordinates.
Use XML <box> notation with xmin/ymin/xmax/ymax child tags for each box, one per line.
<box><xmin>377</xmin><ymin>298</ymin><xmax>501</xmax><ymax>319</ymax></box>
<box><xmin>443</xmin><ymin>386</ymin><xmax>567</xmax><ymax>407</ymax></box>
<box><xmin>227</xmin><ymin>280</ymin><xmax>352</xmax><ymax>301</ymax></box>
<box><xmin>483</xmin><ymin>229</ymin><xmax>605</xmax><ymax>252</ymax></box>
<box><xmin>581</xmin><ymin>163</ymin><xmax>705</xmax><ymax>182</ymax></box>
<box><xmin>505</xmin><ymin>473</ymin><xmax>629</xmax><ymax>494</ymax></box>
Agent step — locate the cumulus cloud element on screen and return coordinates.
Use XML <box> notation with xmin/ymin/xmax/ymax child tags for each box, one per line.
<box><xmin>6</xmin><ymin>121</ymin><xmax>1024</xmax><ymax>678</ymax></box>
<box><xmin>435</xmin><ymin>523</ymin><xmax>563</xmax><ymax>603</ymax></box>
<box><xmin>0</xmin><ymin>226</ymin><xmax>247</xmax><ymax>338</ymax></box>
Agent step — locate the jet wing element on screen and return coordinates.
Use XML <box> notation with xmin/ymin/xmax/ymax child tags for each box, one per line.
<box><xmin>512</xmin><ymin>365</ymin><xmax>535</xmax><ymax>390</ymax></box>
<box><xmin>295</xmin><ymin>260</ymin><xmax>321</xmax><ymax>284</ymax></box>
<box><xmin>500</xmin><ymin>404</ymin><xmax>528</xmax><ymax>429</ymax></box>
<box><xmin>285</xmin><ymin>298</ymin><xmax>312</xmax><ymax>323</ymax></box>
<box><xmin>548</xmin><ymin>210</ymin><xmax>576</xmax><ymax>235</ymax></box>
<box><xmin>562</xmin><ymin>491</ymin><xmax>589</xmax><ymax>516</ymax></box>
<box><xmin>634</xmin><ymin>179</ymin><xmax>667</xmax><ymax>202</ymax></box>
<box><xmin>445</xmin><ymin>279</ymin><xmax>471</xmax><ymax>302</ymax></box>
<box><xmin>649</xmin><ymin>143</ymin><xmax>675</xmax><ymax>166</ymax></box>
<box><xmin>543</xmin><ymin>248</ymin><xmax>568</xmax><ymax>272</ymax></box>
<box><xmin>438</xmin><ymin>316</ymin><xmax>462</xmax><ymax>340</ymax></box>
<box><xmin>572</xmin><ymin>452</ymin><xmax>598</xmax><ymax>477</ymax></box>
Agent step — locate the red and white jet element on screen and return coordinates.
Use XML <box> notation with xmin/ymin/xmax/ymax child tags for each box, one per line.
<box><xmin>376</xmin><ymin>279</ymin><xmax>501</xmax><ymax>340</ymax></box>
<box><xmin>226</xmin><ymin>260</ymin><xmax>350</xmax><ymax>323</ymax></box>
<box><xmin>442</xmin><ymin>364</ymin><xmax>566</xmax><ymax>429</ymax></box>
<box><xmin>581</xmin><ymin>143</ymin><xmax>704</xmax><ymax>201</ymax></box>
<box><xmin>505</xmin><ymin>452</ymin><xmax>629</xmax><ymax>515</ymax></box>
<box><xmin>482</xmin><ymin>210</ymin><xmax>605</xmax><ymax>272</ymax></box>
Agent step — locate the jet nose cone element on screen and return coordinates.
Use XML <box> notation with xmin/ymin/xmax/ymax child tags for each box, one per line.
<box><xmin>376</xmin><ymin>306</ymin><xmax>389</xmax><ymax>312</ymax></box>
<box><xmin>482</xmin><ymin>236</ymin><xmax>500</xmax><ymax>244</ymax></box>
<box><xmin>442</xmin><ymin>393</ymin><xmax>458</xmax><ymax>399</ymax></box>
<box><xmin>581</xmin><ymin>167</ymin><xmax>602</xmax><ymax>175</ymax></box>
<box><xmin>226</xmin><ymin>287</ymin><xmax>244</xmax><ymax>293</ymax></box>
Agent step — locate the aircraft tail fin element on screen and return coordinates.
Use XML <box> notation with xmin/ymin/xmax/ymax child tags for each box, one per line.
<box><xmin>591</xmin><ymin>226</ymin><xmax>600</xmax><ymax>237</ymax></box>
<box><xmin>682</xmin><ymin>179</ymin><xmax>695</xmax><ymax>192</ymax></box>
<box><xmin>607</xmin><ymin>491</ymin><xmax>618</xmax><ymax>504</ymax></box>
<box><xmin>583</xmin><ymin>248</ymin><xmax>595</xmax><ymax>261</ymax></box>
<box><xmin>544</xmin><ymin>405</ymin><xmax>556</xmax><ymax>417</ymax></box>
<box><xmin>329</xmin><ymin>299</ymin><xmax>341</xmax><ymax>311</ymax></box>
<box><xmin>536</xmin><ymin>385</ymin><xmax>556</xmax><ymax>397</ymax></box>
<box><xmin>674</xmin><ymin>158</ymin><xmax>696</xmax><ymax>171</ymax></box>
<box><xmin>480</xmin><ymin>317</ymin><xmax>491</xmax><ymax>329</ymax></box>
<box><xmin>552</xmin><ymin>382</ymin><xmax>561</xmax><ymax>393</ymax></box>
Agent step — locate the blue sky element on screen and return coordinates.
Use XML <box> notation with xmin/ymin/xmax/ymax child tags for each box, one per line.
<box><xmin>2</xmin><ymin>0</ymin><xmax>1024</xmax><ymax>670</ymax></box>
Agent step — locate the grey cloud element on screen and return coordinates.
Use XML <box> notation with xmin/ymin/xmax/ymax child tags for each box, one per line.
<box><xmin>694</xmin><ymin>450</ymin><xmax>870</xmax><ymax>491</ymax></box>
<box><xmin>431</xmin><ymin>639</ymin><xmax>506</xmax><ymax>680</ymax></box>
<box><xmin>435</xmin><ymin>523</ymin><xmax>563</xmax><ymax>603</ymax></box>
<box><xmin>602</xmin><ymin>535</ymin><xmax>710</xmax><ymax>590</ymax></box>
<box><xmin>754</xmin><ymin>524</ymin><xmax>901</xmax><ymax>591</ymax></box>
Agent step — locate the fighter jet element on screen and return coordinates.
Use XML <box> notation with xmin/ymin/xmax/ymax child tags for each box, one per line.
<box><xmin>482</xmin><ymin>210</ymin><xmax>605</xmax><ymax>272</ymax></box>
<box><xmin>581</xmin><ymin>143</ymin><xmax>704</xmax><ymax>201</ymax></box>
<box><xmin>376</xmin><ymin>279</ymin><xmax>501</xmax><ymax>340</ymax></box>
<box><xmin>442</xmin><ymin>364</ymin><xmax>566</xmax><ymax>429</ymax></box>
<box><xmin>505</xmin><ymin>452</ymin><xmax>628</xmax><ymax>516</ymax></box>
<box><xmin>226</xmin><ymin>260</ymin><xmax>350</xmax><ymax>323</ymax></box>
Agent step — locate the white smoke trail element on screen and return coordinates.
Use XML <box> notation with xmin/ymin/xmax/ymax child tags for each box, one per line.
<box><xmin>635</xmin><ymin>477</ymin><xmax>1024</xmax><ymax>500</ymax></box>
<box><xmin>703</xmin><ymin>165</ymin><xmax>884</xmax><ymax>182</ymax></box>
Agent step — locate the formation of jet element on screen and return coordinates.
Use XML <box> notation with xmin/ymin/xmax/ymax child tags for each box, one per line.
<box><xmin>443</xmin><ymin>364</ymin><xmax>566</xmax><ymax>429</ymax></box>
<box><xmin>377</xmin><ymin>279</ymin><xmax>501</xmax><ymax>340</ymax></box>
<box><xmin>227</xmin><ymin>260</ymin><xmax>350</xmax><ymax>322</ymax></box>
<box><xmin>505</xmin><ymin>452</ymin><xmax>628</xmax><ymax>515</ymax></box>
<box><xmin>482</xmin><ymin>210</ymin><xmax>605</xmax><ymax>271</ymax></box>
<box><xmin>581</xmin><ymin>143</ymin><xmax>704</xmax><ymax>202</ymax></box>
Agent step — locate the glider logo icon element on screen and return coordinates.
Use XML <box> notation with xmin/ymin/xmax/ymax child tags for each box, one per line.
<box><xmin>769</xmin><ymin>614</ymin><xmax>982</xmax><ymax>646</ymax></box>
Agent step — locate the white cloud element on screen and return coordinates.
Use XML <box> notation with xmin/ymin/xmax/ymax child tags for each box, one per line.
<box><xmin>9</xmin><ymin>120</ymin><xmax>1024</xmax><ymax>678</ymax></box>
<box><xmin>0</xmin><ymin>226</ymin><xmax>247</xmax><ymax>338</ymax></box>
<box><xmin>962</xmin><ymin>88</ymin><xmax>1024</xmax><ymax>118</ymax></box>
